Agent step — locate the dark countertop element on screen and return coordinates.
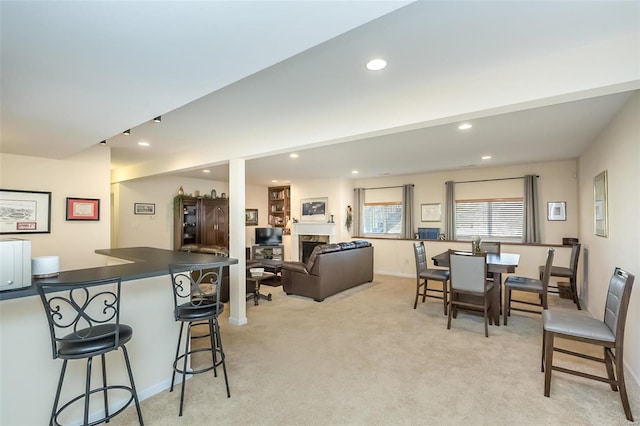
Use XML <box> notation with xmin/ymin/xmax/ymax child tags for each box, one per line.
<box><xmin>0</xmin><ymin>247</ymin><xmax>238</xmax><ymax>301</ymax></box>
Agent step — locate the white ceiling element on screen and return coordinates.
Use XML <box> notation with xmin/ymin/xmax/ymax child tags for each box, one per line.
<box><xmin>2</xmin><ymin>1</ymin><xmax>639</xmax><ymax>186</ymax></box>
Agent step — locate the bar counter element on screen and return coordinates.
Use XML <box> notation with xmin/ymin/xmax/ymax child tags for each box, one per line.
<box><xmin>0</xmin><ymin>246</ymin><xmax>237</xmax><ymax>300</ymax></box>
<box><xmin>0</xmin><ymin>247</ymin><xmax>238</xmax><ymax>425</ymax></box>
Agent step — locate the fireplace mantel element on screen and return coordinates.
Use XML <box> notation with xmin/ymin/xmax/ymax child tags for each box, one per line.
<box><xmin>292</xmin><ymin>222</ymin><xmax>336</xmax><ymax>236</ymax></box>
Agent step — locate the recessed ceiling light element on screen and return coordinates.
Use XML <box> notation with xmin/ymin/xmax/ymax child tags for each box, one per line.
<box><xmin>138</xmin><ymin>141</ymin><xmax>150</xmax><ymax>147</ymax></box>
<box><xmin>366</xmin><ymin>58</ymin><xmax>387</xmax><ymax>71</ymax></box>
<box><xmin>351</xmin><ymin>170</ymin><xmax>359</xmax><ymax>174</ymax></box>
<box><xmin>289</xmin><ymin>153</ymin><xmax>299</xmax><ymax>158</ymax></box>
<box><xmin>458</xmin><ymin>123</ymin><xmax>472</xmax><ymax>130</ymax></box>
<box><xmin>481</xmin><ymin>155</ymin><xmax>492</xmax><ymax>160</ymax></box>
<box><xmin>202</xmin><ymin>169</ymin><xmax>210</xmax><ymax>173</ymax></box>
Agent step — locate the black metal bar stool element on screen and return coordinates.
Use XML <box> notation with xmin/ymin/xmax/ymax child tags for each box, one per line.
<box><xmin>35</xmin><ymin>277</ymin><xmax>144</xmax><ymax>426</ymax></box>
<box><xmin>168</xmin><ymin>262</ymin><xmax>230</xmax><ymax>416</ymax></box>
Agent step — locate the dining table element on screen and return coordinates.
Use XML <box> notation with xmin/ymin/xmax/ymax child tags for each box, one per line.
<box><xmin>432</xmin><ymin>250</ymin><xmax>520</xmax><ymax>325</ymax></box>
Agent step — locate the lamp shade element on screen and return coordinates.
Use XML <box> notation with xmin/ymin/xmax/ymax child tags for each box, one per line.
<box><xmin>32</xmin><ymin>256</ymin><xmax>60</xmax><ymax>278</ymax></box>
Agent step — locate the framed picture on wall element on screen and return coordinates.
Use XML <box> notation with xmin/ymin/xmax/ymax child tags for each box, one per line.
<box><xmin>66</xmin><ymin>197</ymin><xmax>100</xmax><ymax>221</ymax></box>
<box><xmin>300</xmin><ymin>197</ymin><xmax>328</xmax><ymax>222</ymax></box>
<box><xmin>0</xmin><ymin>189</ymin><xmax>52</xmax><ymax>234</ymax></box>
<box><xmin>594</xmin><ymin>170</ymin><xmax>608</xmax><ymax>237</ymax></box>
<box><xmin>547</xmin><ymin>201</ymin><xmax>566</xmax><ymax>221</ymax></box>
<box><xmin>420</xmin><ymin>203</ymin><xmax>441</xmax><ymax>222</ymax></box>
<box><xmin>245</xmin><ymin>208</ymin><xmax>258</xmax><ymax>226</ymax></box>
<box><xmin>134</xmin><ymin>203</ymin><xmax>155</xmax><ymax>215</ymax></box>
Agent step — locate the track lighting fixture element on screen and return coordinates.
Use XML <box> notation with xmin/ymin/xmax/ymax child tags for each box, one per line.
<box><xmin>123</xmin><ymin>129</ymin><xmax>131</xmax><ymax>136</ymax></box>
<box><xmin>153</xmin><ymin>116</ymin><xmax>161</xmax><ymax>123</ymax></box>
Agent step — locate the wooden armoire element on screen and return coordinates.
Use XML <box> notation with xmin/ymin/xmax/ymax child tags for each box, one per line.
<box><xmin>173</xmin><ymin>195</ymin><xmax>229</xmax><ymax>250</ymax></box>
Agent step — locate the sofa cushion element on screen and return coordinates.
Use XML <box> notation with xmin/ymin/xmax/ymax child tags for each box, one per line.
<box><xmin>354</xmin><ymin>240</ymin><xmax>371</xmax><ymax>248</ymax></box>
<box><xmin>338</xmin><ymin>242</ymin><xmax>356</xmax><ymax>250</ymax></box>
<box><xmin>307</xmin><ymin>243</ymin><xmax>341</xmax><ymax>270</ymax></box>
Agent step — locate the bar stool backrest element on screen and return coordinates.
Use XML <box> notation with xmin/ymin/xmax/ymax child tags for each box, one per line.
<box><xmin>168</xmin><ymin>262</ymin><xmax>225</xmax><ymax>319</ymax></box>
<box><xmin>36</xmin><ymin>277</ymin><xmax>123</xmax><ymax>360</ymax></box>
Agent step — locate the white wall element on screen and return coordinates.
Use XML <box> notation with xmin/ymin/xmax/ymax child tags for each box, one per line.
<box><xmin>355</xmin><ymin>159</ymin><xmax>578</xmax><ymax>245</ymax></box>
<box><xmin>112</xmin><ymin>175</ymin><xmax>272</xmax><ymax>251</ymax></box>
<box><xmin>0</xmin><ymin>146</ymin><xmax>111</xmax><ymax>270</ymax></box>
<box><xmin>577</xmin><ymin>92</ymin><xmax>640</xmax><ymax>385</ymax></box>
<box><xmin>289</xmin><ymin>177</ymin><xmax>353</xmax><ymax>261</ymax></box>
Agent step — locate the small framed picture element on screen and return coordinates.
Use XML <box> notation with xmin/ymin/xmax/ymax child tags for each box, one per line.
<box><xmin>245</xmin><ymin>208</ymin><xmax>258</xmax><ymax>226</ymax></box>
<box><xmin>134</xmin><ymin>203</ymin><xmax>156</xmax><ymax>215</ymax></box>
<box><xmin>421</xmin><ymin>203</ymin><xmax>441</xmax><ymax>222</ymax></box>
<box><xmin>547</xmin><ymin>201</ymin><xmax>566</xmax><ymax>221</ymax></box>
<box><xmin>66</xmin><ymin>197</ymin><xmax>100</xmax><ymax>221</ymax></box>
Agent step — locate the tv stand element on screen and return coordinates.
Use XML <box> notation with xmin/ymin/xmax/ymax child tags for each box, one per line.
<box><xmin>252</xmin><ymin>245</ymin><xmax>284</xmax><ymax>261</ymax></box>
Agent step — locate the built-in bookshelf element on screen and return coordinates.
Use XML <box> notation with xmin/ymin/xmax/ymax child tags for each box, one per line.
<box><xmin>268</xmin><ymin>185</ymin><xmax>290</xmax><ymax>234</ymax></box>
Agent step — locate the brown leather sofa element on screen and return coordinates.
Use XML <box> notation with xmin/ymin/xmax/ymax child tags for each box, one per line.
<box><xmin>281</xmin><ymin>240</ymin><xmax>374</xmax><ymax>302</ymax></box>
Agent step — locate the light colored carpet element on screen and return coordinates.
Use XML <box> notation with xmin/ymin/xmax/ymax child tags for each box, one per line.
<box><xmin>113</xmin><ymin>275</ymin><xmax>639</xmax><ymax>425</ymax></box>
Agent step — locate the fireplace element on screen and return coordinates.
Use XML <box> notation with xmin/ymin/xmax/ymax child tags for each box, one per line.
<box><xmin>299</xmin><ymin>234</ymin><xmax>330</xmax><ymax>263</ymax></box>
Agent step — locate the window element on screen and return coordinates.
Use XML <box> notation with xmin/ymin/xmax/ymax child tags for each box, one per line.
<box><xmin>455</xmin><ymin>198</ymin><xmax>523</xmax><ymax>241</ymax></box>
<box><xmin>363</xmin><ymin>202</ymin><xmax>402</xmax><ymax>236</ymax></box>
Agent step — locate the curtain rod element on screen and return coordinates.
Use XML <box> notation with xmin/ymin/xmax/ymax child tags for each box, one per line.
<box><xmin>356</xmin><ymin>184</ymin><xmax>414</xmax><ymax>190</ymax></box>
<box><xmin>452</xmin><ymin>175</ymin><xmax>538</xmax><ymax>184</ymax></box>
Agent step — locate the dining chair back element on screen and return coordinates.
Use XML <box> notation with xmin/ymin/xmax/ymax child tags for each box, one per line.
<box><xmin>542</xmin><ymin>267</ymin><xmax>635</xmax><ymax>421</ymax></box>
<box><xmin>479</xmin><ymin>241</ymin><xmax>501</xmax><ymax>254</ymax></box>
<box><xmin>541</xmin><ymin>243</ymin><xmax>581</xmax><ymax>309</ymax></box>
<box><xmin>447</xmin><ymin>250</ymin><xmax>494</xmax><ymax>337</ymax></box>
<box><xmin>504</xmin><ymin>248</ymin><xmax>554</xmax><ymax>325</ymax></box>
<box><xmin>412</xmin><ymin>242</ymin><xmax>450</xmax><ymax>314</ymax></box>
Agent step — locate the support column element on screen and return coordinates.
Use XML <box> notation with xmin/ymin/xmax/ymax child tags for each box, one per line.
<box><xmin>228</xmin><ymin>158</ymin><xmax>247</xmax><ymax>326</ymax></box>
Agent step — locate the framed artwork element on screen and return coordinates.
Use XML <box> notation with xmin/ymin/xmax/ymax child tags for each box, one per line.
<box><xmin>0</xmin><ymin>189</ymin><xmax>52</xmax><ymax>234</ymax></box>
<box><xmin>547</xmin><ymin>201</ymin><xmax>566</xmax><ymax>221</ymax></box>
<box><xmin>301</xmin><ymin>197</ymin><xmax>328</xmax><ymax>222</ymax></box>
<box><xmin>420</xmin><ymin>203</ymin><xmax>441</xmax><ymax>222</ymax></box>
<box><xmin>134</xmin><ymin>203</ymin><xmax>155</xmax><ymax>215</ymax></box>
<box><xmin>594</xmin><ymin>170</ymin><xmax>608</xmax><ymax>237</ymax></box>
<box><xmin>245</xmin><ymin>208</ymin><xmax>258</xmax><ymax>226</ymax></box>
<box><xmin>66</xmin><ymin>197</ymin><xmax>100</xmax><ymax>221</ymax></box>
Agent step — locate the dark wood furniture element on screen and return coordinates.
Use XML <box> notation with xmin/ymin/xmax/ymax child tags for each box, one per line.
<box><xmin>540</xmin><ymin>242</ymin><xmax>581</xmax><ymax>310</ymax></box>
<box><xmin>174</xmin><ymin>196</ymin><xmax>229</xmax><ymax>250</ymax></box>
<box><xmin>504</xmin><ymin>248</ymin><xmax>554</xmax><ymax>325</ymax></box>
<box><xmin>268</xmin><ymin>185</ymin><xmax>290</xmax><ymax>234</ymax></box>
<box><xmin>447</xmin><ymin>250</ymin><xmax>494</xmax><ymax>337</ymax></box>
<box><xmin>542</xmin><ymin>267</ymin><xmax>635</xmax><ymax>421</ymax></box>
<box><xmin>432</xmin><ymin>250</ymin><xmax>520</xmax><ymax>325</ymax></box>
<box><xmin>412</xmin><ymin>241</ymin><xmax>450</xmax><ymax>314</ymax></box>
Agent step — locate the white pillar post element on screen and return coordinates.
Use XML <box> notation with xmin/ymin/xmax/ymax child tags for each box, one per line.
<box><xmin>228</xmin><ymin>158</ymin><xmax>247</xmax><ymax>326</ymax></box>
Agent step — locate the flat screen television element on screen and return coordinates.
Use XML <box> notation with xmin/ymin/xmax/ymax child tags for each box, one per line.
<box><xmin>255</xmin><ymin>227</ymin><xmax>283</xmax><ymax>246</ymax></box>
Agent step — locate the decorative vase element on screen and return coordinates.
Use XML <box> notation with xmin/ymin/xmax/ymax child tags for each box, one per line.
<box><xmin>178</xmin><ymin>186</ymin><xmax>184</xmax><ymax>196</ymax></box>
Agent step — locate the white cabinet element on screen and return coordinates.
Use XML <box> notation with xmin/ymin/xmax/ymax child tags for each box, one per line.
<box><xmin>0</xmin><ymin>239</ymin><xmax>31</xmax><ymax>291</ymax></box>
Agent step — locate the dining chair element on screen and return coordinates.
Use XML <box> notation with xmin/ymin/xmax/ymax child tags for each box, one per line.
<box><xmin>542</xmin><ymin>267</ymin><xmax>635</xmax><ymax>421</ymax></box>
<box><xmin>447</xmin><ymin>250</ymin><xmax>494</xmax><ymax>337</ymax></box>
<box><xmin>503</xmin><ymin>248</ymin><xmax>554</xmax><ymax>325</ymax></box>
<box><xmin>540</xmin><ymin>243</ymin><xmax>581</xmax><ymax>309</ymax></box>
<box><xmin>412</xmin><ymin>242</ymin><xmax>450</xmax><ymax>314</ymax></box>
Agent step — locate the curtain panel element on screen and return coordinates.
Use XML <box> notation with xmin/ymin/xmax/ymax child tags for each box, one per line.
<box><xmin>523</xmin><ymin>174</ymin><xmax>541</xmax><ymax>243</ymax></box>
<box><xmin>445</xmin><ymin>180</ymin><xmax>455</xmax><ymax>240</ymax></box>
